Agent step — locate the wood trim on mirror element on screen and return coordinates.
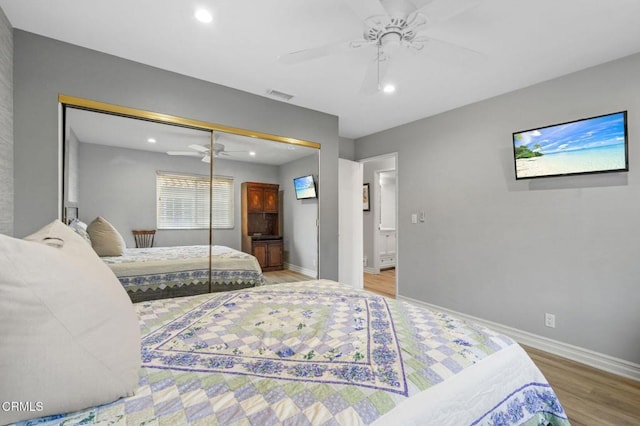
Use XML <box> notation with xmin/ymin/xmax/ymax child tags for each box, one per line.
<box><xmin>58</xmin><ymin>94</ymin><xmax>321</xmax><ymax>150</ymax></box>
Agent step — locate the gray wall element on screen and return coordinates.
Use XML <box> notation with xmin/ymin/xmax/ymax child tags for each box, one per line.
<box><xmin>78</xmin><ymin>142</ymin><xmax>280</xmax><ymax>249</ymax></box>
<box><xmin>13</xmin><ymin>30</ymin><xmax>340</xmax><ymax>279</ymax></box>
<box><xmin>339</xmin><ymin>136</ymin><xmax>355</xmax><ymax>160</ymax></box>
<box><xmin>355</xmin><ymin>52</ymin><xmax>640</xmax><ymax>365</ymax></box>
<box><xmin>0</xmin><ymin>7</ymin><xmax>12</xmax><ymax>235</ymax></box>
<box><xmin>280</xmin><ymin>154</ymin><xmax>319</xmax><ymax>274</ymax></box>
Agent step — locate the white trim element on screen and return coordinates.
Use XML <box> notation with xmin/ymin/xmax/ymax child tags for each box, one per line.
<box><xmin>363</xmin><ymin>266</ymin><xmax>379</xmax><ymax>274</ymax></box>
<box><xmin>398</xmin><ymin>295</ymin><xmax>640</xmax><ymax>382</ymax></box>
<box><xmin>284</xmin><ymin>263</ymin><xmax>317</xmax><ymax>279</ymax></box>
<box><xmin>58</xmin><ymin>103</ymin><xmax>63</xmax><ymax>221</ymax></box>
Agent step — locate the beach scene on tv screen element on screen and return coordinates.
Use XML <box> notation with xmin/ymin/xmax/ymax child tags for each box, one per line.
<box><xmin>295</xmin><ymin>176</ymin><xmax>315</xmax><ymax>198</ymax></box>
<box><xmin>514</xmin><ymin>112</ymin><xmax>626</xmax><ymax>178</ymax></box>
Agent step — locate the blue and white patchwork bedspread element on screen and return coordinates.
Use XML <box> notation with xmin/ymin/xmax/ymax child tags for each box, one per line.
<box><xmin>18</xmin><ymin>280</ymin><xmax>569</xmax><ymax>425</ymax></box>
<box><xmin>101</xmin><ymin>245</ymin><xmax>263</xmax><ymax>293</ymax></box>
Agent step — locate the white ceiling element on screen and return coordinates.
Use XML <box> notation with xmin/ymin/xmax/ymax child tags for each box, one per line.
<box><xmin>3</xmin><ymin>0</ymin><xmax>640</xmax><ymax>139</ymax></box>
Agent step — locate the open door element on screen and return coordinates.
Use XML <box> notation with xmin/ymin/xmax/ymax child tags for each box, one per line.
<box><xmin>338</xmin><ymin>159</ymin><xmax>363</xmax><ymax>289</ymax></box>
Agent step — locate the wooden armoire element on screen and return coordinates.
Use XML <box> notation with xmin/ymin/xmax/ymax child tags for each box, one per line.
<box><xmin>241</xmin><ymin>182</ymin><xmax>283</xmax><ymax>271</ymax></box>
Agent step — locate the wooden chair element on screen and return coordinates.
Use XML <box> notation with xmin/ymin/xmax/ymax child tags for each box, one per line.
<box><xmin>132</xmin><ymin>230</ymin><xmax>156</xmax><ymax>248</ymax></box>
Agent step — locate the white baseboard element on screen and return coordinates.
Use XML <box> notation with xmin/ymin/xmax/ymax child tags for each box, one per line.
<box><xmin>398</xmin><ymin>295</ymin><xmax>640</xmax><ymax>382</ymax></box>
<box><xmin>284</xmin><ymin>263</ymin><xmax>317</xmax><ymax>279</ymax></box>
<box><xmin>364</xmin><ymin>266</ymin><xmax>379</xmax><ymax>274</ymax></box>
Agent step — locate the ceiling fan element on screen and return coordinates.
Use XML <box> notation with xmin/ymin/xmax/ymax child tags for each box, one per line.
<box><xmin>167</xmin><ymin>143</ymin><xmax>244</xmax><ymax>163</ymax></box>
<box><xmin>279</xmin><ymin>0</ymin><xmax>482</xmax><ymax>94</ymax></box>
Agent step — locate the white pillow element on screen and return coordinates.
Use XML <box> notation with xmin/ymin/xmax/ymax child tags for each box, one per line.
<box><xmin>68</xmin><ymin>218</ymin><xmax>92</xmax><ymax>245</ymax></box>
<box><xmin>87</xmin><ymin>216</ymin><xmax>126</xmax><ymax>256</ymax></box>
<box><xmin>0</xmin><ymin>220</ymin><xmax>140</xmax><ymax>424</ymax></box>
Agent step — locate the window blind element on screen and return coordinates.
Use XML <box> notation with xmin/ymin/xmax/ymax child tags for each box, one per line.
<box><xmin>212</xmin><ymin>176</ymin><xmax>234</xmax><ymax>229</ymax></box>
<box><xmin>157</xmin><ymin>172</ymin><xmax>234</xmax><ymax>229</ymax></box>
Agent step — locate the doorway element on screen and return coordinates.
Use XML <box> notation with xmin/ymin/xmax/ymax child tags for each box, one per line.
<box><xmin>359</xmin><ymin>153</ymin><xmax>398</xmax><ymax>298</ymax></box>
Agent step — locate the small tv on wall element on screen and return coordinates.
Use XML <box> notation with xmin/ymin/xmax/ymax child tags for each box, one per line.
<box><xmin>293</xmin><ymin>175</ymin><xmax>317</xmax><ymax>200</ymax></box>
<box><xmin>512</xmin><ymin>111</ymin><xmax>628</xmax><ymax>180</ymax></box>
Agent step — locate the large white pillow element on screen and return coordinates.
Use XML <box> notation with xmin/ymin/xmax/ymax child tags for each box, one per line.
<box><xmin>0</xmin><ymin>220</ymin><xmax>140</xmax><ymax>424</ymax></box>
<box><xmin>87</xmin><ymin>216</ymin><xmax>126</xmax><ymax>256</ymax></box>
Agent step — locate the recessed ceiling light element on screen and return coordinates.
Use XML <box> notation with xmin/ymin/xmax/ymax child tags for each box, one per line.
<box><xmin>195</xmin><ymin>9</ymin><xmax>213</xmax><ymax>23</ymax></box>
<box><xmin>249</xmin><ymin>151</ymin><xmax>256</xmax><ymax>156</ymax></box>
<box><xmin>147</xmin><ymin>138</ymin><xmax>157</xmax><ymax>144</ymax></box>
<box><xmin>383</xmin><ymin>84</ymin><xmax>396</xmax><ymax>94</ymax></box>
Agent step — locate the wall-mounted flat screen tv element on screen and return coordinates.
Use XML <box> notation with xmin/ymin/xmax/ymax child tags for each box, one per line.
<box><xmin>512</xmin><ymin>111</ymin><xmax>628</xmax><ymax>179</ymax></box>
<box><xmin>293</xmin><ymin>175</ymin><xmax>317</xmax><ymax>199</ymax></box>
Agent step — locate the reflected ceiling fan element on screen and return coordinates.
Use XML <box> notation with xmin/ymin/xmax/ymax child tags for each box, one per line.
<box><xmin>167</xmin><ymin>143</ymin><xmax>245</xmax><ymax>163</ymax></box>
<box><xmin>279</xmin><ymin>0</ymin><xmax>482</xmax><ymax>94</ymax></box>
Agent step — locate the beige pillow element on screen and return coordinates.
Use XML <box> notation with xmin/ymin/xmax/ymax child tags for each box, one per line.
<box><xmin>87</xmin><ymin>216</ymin><xmax>126</xmax><ymax>256</ymax></box>
<box><xmin>0</xmin><ymin>220</ymin><xmax>140</xmax><ymax>424</ymax></box>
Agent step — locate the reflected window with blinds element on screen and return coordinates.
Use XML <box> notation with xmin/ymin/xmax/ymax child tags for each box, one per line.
<box><xmin>157</xmin><ymin>171</ymin><xmax>234</xmax><ymax>229</ymax></box>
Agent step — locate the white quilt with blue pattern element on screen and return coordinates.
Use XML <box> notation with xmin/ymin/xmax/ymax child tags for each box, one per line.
<box><xmin>17</xmin><ymin>280</ymin><xmax>569</xmax><ymax>425</ymax></box>
<box><xmin>101</xmin><ymin>245</ymin><xmax>263</xmax><ymax>293</ymax></box>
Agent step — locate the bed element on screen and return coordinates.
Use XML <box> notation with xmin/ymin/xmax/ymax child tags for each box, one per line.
<box><xmin>101</xmin><ymin>245</ymin><xmax>264</xmax><ymax>302</ymax></box>
<box><xmin>18</xmin><ymin>280</ymin><xmax>569</xmax><ymax>425</ymax></box>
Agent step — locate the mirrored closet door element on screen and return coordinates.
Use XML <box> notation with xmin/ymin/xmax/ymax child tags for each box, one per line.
<box><xmin>61</xmin><ymin>96</ymin><xmax>320</xmax><ymax>302</ymax></box>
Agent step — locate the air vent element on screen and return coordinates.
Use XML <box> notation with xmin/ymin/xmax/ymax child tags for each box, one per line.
<box><xmin>266</xmin><ymin>89</ymin><xmax>294</xmax><ymax>101</ymax></box>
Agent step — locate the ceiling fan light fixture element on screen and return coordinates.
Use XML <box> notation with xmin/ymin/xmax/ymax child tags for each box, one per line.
<box><xmin>380</xmin><ymin>31</ymin><xmax>402</xmax><ymax>57</ymax></box>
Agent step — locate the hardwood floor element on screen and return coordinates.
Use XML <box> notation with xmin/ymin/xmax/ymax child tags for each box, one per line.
<box><xmin>364</xmin><ymin>268</ymin><xmax>396</xmax><ymax>298</ymax></box>
<box><xmin>262</xmin><ymin>269</ymin><xmax>314</xmax><ymax>284</ymax></box>
<box><xmin>264</xmin><ymin>268</ymin><xmax>640</xmax><ymax>425</ymax></box>
<box><xmin>523</xmin><ymin>345</ymin><xmax>640</xmax><ymax>425</ymax></box>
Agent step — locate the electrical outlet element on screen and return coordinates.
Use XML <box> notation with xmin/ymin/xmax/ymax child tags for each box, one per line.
<box><xmin>544</xmin><ymin>313</ymin><xmax>556</xmax><ymax>328</ymax></box>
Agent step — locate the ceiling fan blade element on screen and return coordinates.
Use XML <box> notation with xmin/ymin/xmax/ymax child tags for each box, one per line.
<box><xmin>378</xmin><ymin>0</ymin><xmax>419</xmax><ymax>17</ymax></box>
<box><xmin>413</xmin><ymin>34</ymin><xmax>483</xmax><ymax>57</ymax></box>
<box><xmin>407</xmin><ymin>0</ymin><xmax>436</xmax><ymax>10</ymax></box>
<box><xmin>359</xmin><ymin>56</ymin><xmax>390</xmax><ymax>95</ymax></box>
<box><xmin>342</xmin><ymin>0</ymin><xmax>387</xmax><ymax>22</ymax></box>
<box><xmin>201</xmin><ymin>155</ymin><xmax>211</xmax><ymax>163</ymax></box>
<box><xmin>167</xmin><ymin>151</ymin><xmax>201</xmax><ymax>156</ymax></box>
<box><xmin>278</xmin><ymin>40</ymin><xmax>353</xmax><ymax>64</ymax></box>
<box><xmin>415</xmin><ymin>0</ymin><xmax>481</xmax><ymax>26</ymax></box>
<box><xmin>188</xmin><ymin>144</ymin><xmax>209</xmax><ymax>153</ymax></box>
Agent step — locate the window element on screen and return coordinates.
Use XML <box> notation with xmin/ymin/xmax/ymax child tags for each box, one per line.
<box><xmin>157</xmin><ymin>172</ymin><xmax>234</xmax><ymax>229</ymax></box>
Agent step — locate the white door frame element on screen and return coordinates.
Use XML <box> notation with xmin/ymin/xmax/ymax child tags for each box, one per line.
<box><xmin>338</xmin><ymin>158</ymin><xmax>364</xmax><ymax>289</ymax></box>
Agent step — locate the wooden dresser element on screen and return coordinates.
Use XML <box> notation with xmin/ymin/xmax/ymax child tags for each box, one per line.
<box><xmin>241</xmin><ymin>182</ymin><xmax>283</xmax><ymax>271</ymax></box>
